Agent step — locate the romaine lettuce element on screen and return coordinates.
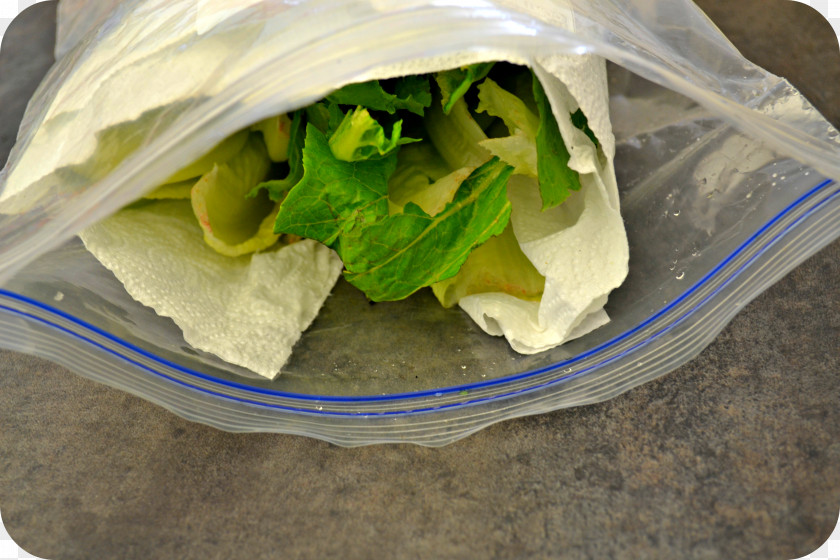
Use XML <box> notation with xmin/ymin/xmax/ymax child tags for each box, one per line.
<box><xmin>161</xmin><ymin>64</ymin><xmax>602</xmax><ymax>306</ymax></box>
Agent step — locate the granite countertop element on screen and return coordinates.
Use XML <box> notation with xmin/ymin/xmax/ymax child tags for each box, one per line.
<box><xmin>1</xmin><ymin>1</ymin><xmax>839</xmax><ymax>558</ymax></box>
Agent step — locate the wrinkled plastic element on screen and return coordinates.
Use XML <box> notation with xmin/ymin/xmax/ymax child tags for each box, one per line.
<box><xmin>0</xmin><ymin>0</ymin><xmax>838</xmax><ymax>446</ymax></box>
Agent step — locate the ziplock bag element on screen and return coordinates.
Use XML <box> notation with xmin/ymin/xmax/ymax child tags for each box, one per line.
<box><xmin>1</xmin><ymin>0</ymin><xmax>838</xmax><ymax>446</ymax></box>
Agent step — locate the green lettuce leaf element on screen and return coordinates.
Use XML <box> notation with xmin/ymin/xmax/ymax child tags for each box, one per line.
<box><xmin>476</xmin><ymin>77</ymin><xmax>539</xmax><ymax>138</ymax></box>
<box><xmin>250</xmin><ymin>114</ymin><xmax>293</xmax><ymax>162</ymax></box>
<box><xmin>190</xmin><ymin>134</ymin><xmax>277</xmax><ymax>256</ymax></box>
<box><xmin>326</xmin><ymin>76</ymin><xmax>431</xmax><ymax>116</ymax></box>
<box><xmin>328</xmin><ymin>107</ymin><xmax>419</xmax><ymax>162</ymax></box>
<box><xmin>431</xmin><ymin>222</ymin><xmax>545</xmax><ymax>308</ymax></box>
<box><xmin>390</xmin><ymin>165</ymin><xmax>474</xmax><ymax>217</ymax></box>
<box><xmin>571</xmin><ymin>108</ymin><xmax>599</xmax><ymax>148</ymax></box>
<box><xmin>249</xmin><ymin>109</ymin><xmax>306</xmax><ymax>202</ymax></box>
<box><xmin>305</xmin><ymin>101</ymin><xmax>345</xmax><ymax>136</ymax></box>
<box><xmin>340</xmin><ymin>158</ymin><xmax>513</xmax><ymax>301</ymax></box>
<box><xmin>435</xmin><ymin>62</ymin><xmax>495</xmax><ymax>114</ymax></box>
<box><xmin>272</xmin><ymin>124</ymin><xmax>396</xmax><ymax>246</ymax></box>
<box><xmin>424</xmin><ymin>95</ymin><xmax>491</xmax><ymax>170</ymax></box>
<box><xmin>532</xmin><ymin>72</ymin><xmax>581</xmax><ymax>210</ymax></box>
<box><xmin>479</xmin><ymin>132</ymin><xmax>537</xmax><ymax>177</ymax></box>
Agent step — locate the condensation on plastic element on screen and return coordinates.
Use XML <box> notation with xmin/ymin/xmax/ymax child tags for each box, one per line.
<box><xmin>0</xmin><ymin>0</ymin><xmax>839</xmax><ymax>446</ymax></box>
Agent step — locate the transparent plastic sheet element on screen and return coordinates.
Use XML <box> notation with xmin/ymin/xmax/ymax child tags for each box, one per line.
<box><xmin>1</xmin><ymin>0</ymin><xmax>839</xmax><ymax>445</ymax></box>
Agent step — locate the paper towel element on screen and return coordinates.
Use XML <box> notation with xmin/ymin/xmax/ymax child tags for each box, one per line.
<box><xmin>79</xmin><ymin>200</ymin><xmax>343</xmax><ymax>378</ymax></box>
<box><xmin>456</xmin><ymin>57</ymin><xmax>628</xmax><ymax>354</ymax></box>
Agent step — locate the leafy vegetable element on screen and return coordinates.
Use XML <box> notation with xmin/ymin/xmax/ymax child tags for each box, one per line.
<box><xmin>249</xmin><ymin>109</ymin><xmax>306</xmax><ymax>202</ymax></box>
<box><xmin>327</xmin><ymin>76</ymin><xmax>431</xmax><ymax>116</ymax></box>
<box><xmin>158</xmin><ymin>63</ymin><xmax>595</xmax><ymax>307</ymax></box>
<box><xmin>145</xmin><ymin>179</ymin><xmax>195</xmax><ymax>200</ymax></box>
<box><xmin>424</xmin><ymin>95</ymin><xmax>490</xmax><ymax>170</ymax></box>
<box><xmin>476</xmin><ymin>77</ymin><xmax>539</xmax><ymax>138</ymax></box>
<box><xmin>532</xmin><ymin>73</ymin><xmax>581</xmax><ymax>210</ymax></box>
<box><xmin>305</xmin><ymin>101</ymin><xmax>345</xmax><ymax>136</ymax></box>
<box><xmin>251</xmin><ymin>114</ymin><xmax>292</xmax><ymax>162</ymax></box>
<box><xmin>432</xmin><ymin>222</ymin><xmax>545</xmax><ymax>308</ymax></box>
<box><xmin>190</xmin><ymin>134</ymin><xmax>277</xmax><ymax>256</ymax></box>
<box><xmin>571</xmin><ymin>108</ymin><xmax>599</xmax><ymax>148</ymax></box>
<box><xmin>435</xmin><ymin>62</ymin><xmax>495</xmax><ymax>114</ymax></box>
<box><xmin>387</xmin><ymin>142</ymin><xmax>452</xmax><ymax>213</ymax></box>
<box><xmin>273</xmin><ymin>124</ymin><xmax>396</xmax><ymax>246</ymax></box>
<box><xmin>339</xmin><ymin>158</ymin><xmax>513</xmax><ymax>301</ymax></box>
<box><xmin>328</xmin><ymin>107</ymin><xmax>419</xmax><ymax>162</ymax></box>
<box><xmin>475</xmin><ymin>77</ymin><xmax>539</xmax><ymax>177</ymax></box>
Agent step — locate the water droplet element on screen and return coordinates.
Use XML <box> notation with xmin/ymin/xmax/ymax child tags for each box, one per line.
<box><xmin>672</xmin><ymin>210</ymin><xmax>681</xmax><ymax>217</ymax></box>
<box><xmin>675</xmin><ymin>272</ymin><xmax>685</xmax><ymax>280</ymax></box>
<box><xmin>563</xmin><ymin>368</ymin><xmax>573</xmax><ymax>374</ymax></box>
<box><xmin>805</xmin><ymin>171</ymin><xmax>810</xmax><ymax>176</ymax></box>
<box><xmin>669</xmin><ymin>261</ymin><xmax>677</xmax><ymax>271</ymax></box>
<box><xmin>461</xmin><ymin>365</ymin><xmax>467</xmax><ymax>370</ymax></box>
<box><xmin>746</xmin><ymin>192</ymin><xmax>752</xmax><ymax>199</ymax></box>
<box><xmin>772</xmin><ymin>182</ymin><xmax>777</xmax><ymax>187</ymax></box>
<box><xmin>780</xmin><ymin>176</ymin><xmax>786</xmax><ymax>180</ymax></box>
<box><xmin>53</xmin><ymin>292</ymin><xmax>64</xmax><ymax>302</ymax></box>
<box><xmin>772</xmin><ymin>173</ymin><xmax>778</xmax><ymax>178</ymax></box>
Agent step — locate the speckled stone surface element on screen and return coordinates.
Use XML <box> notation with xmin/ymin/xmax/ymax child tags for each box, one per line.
<box><xmin>1</xmin><ymin>2</ymin><xmax>839</xmax><ymax>559</ymax></box>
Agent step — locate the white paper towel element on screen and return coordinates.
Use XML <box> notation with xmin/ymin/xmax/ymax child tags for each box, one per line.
<box><xmin>79</xmin><ymin>200</ymin><xmax>343</xmax><ymax>378</ymax></box>
<box><xmin>456</xmin><ymin>57</ymin><xmax>628</xmax><ymax>354</ymax></box>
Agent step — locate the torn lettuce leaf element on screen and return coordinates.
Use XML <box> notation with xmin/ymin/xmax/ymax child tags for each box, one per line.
<box><xmin>249</xmin><ymin>109</ymin><xmax>306</xmax><ymax>202</ymax></box>
<box><xmin>387</xmin><ymin>142</ymin><xmax>452</xmax><ymax>213</ymax></box>
<box><xmin>431</xmin><ymin>222</ymin><xmax>545</xmax><ymax>308</ymax></box>
<box><xmin>273</xmin><ymin>124</ymin><xmax>396</xmax><ymax>246</ymax></box>
<box><xmin>338</xmin><ymin>158</ymin><xmax>513</xmax><ymax>301</ymax></box>
<box><xmin>251</xmin><ymin>114</ymin><xmax>292</xmax><ymax>162</ymax></box>
<box><xmin>424</xmin><ymin>95</ymin><xmax>491</xmax><ymax>170</ymax></box>
<box><xmin>532</xmin><ymin>73</ymin><xmax>581</xmax><ymax>210</ymax></box>
<box><xmin>305</xmin><ymin>101</ymin><xmax>346</xmax><ymax>137</ymax></box>
<box><xmin>435</xmin><ymin>62</ymin><xmax>495</xmax><ymax>114</ymax></box>
<box><xmin>328</xmin><ymin>107</ymin><xmax>420</xmax><ymax>162</ymax></box>
<box><xmin>190</xmin><ymin>134</ymin><xmax>278</xmax><ymax>256</ymax></box>
<box><xmin>327</xmin><ymin>76</ymin><xmax>432</xmax><ymax>116</ymax></box>
<box><xmin>166</xmin><ymin>64</ymin><xmax>595</xmax><ymax>308</ymax></box>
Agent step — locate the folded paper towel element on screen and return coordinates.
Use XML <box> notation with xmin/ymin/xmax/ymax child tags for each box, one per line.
<box><xmin>79</xmin><ymin>201</ymin><xmax>343</xmax><ymax>378</ymax></box>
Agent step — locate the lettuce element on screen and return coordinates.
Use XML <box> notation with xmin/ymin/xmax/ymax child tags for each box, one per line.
<box><xmin>326</xmin><ymin>76</ymin><xmax>432</xmax><ymax>116</ymax></box>
<box><xmin>273</xmin><ymin>124</ymin><xmax>395</xmax><ymax>246</ymax></box>
<box><xmin>328</xmin><ymin>107</ymin><xmax>420</xmax><ymax>162</ymax></box>
<box><xmin>532</xmin><ymin>73</ymin><xmax>582</xmax><ymax>209</ymax></box>
<box><xmin>435</xmin><ymin>62</ymin><xmax>495</xmax><ymax>114</ymax></box>
<box><xmin>165</xmin><ymin>64</ymin><xmax>596</xmax><ymax>306</ymax></box>
<box><xmin>190</xmin><ymin>134</ymin><xmax>277</xmax><ymax>256</ymax></box>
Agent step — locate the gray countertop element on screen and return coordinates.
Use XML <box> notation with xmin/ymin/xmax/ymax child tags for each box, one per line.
<box><xmin>1</xmin><ymin>1</ymin><xmax>839</xmax><ymax>558</ymax></box>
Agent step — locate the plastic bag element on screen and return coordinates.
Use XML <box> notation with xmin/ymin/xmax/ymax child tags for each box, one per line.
<box><xmin>0</xmin><ymin>0</ymin><xmax>838</xmax><ymax>446</ymax></box>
